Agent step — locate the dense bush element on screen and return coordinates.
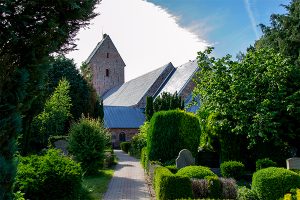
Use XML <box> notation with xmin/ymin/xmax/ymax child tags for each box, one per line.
<box><xmin>154</xmin><ymin>166</ymin><xmax>193</xmax><ymax>200</ymax></box>
<box><xmin>238</xmin><ymin>186</ymin><xmax>258</xmax><ymax>200</ymax></box>
<box><xmin>103</xmin><ymin>149</ymin><xmax>116</xmax><ymax>168</ymax></box>
<box><xmin>129</xmin><ymin>122</ymin><xmax>148</xmax><ymax>158</ymax></box>
<box><xmin>165</xmin><ymin>165</ymin><xmax>178</xmax><ymax>174</ymax></box>
<box><xmin>256</xmin><ymin>158</ymin><xmax>277</xmax><ymax>171</ymax></box>
<box><xmin>140</xmin><ymin>147</ymin><xmax>148</xmax><ymax>169</ymax></box>
<box><xmin>176</xmin><ymin>166</ymin><xmax>215</xmax><ymax>179</ymax></box>
<box><xmin>68</xmin><ymin>117</ymin><xmax>110</xmax><ymax>174</ymax></box>
<box><xmin>14</xmin><ymin>149</ymin><xmax>82</xmax><ymax>200</ymax></box>
<box><xmin>252</xmin><ymin>167</ymin><xmax>300</xmax><ymax>200</ymax></box>
<box><xmin>220</xmin><ymin>161</ymin><xmax>245</xmax><ymax>180</ymax></box>
<box><xmin>120</xmin><ymin>142</ymin><xmax>131</xmax><ymax>153</ymax></box>
<box><xmin>191</xmin><ymin>177</ymin><xmax>237</xmax><ymax>199</ymax></box>
<box><xmin>147</xmin><ymin>110</ymin><xmax>201</xmax><ymax>163</ymax></box>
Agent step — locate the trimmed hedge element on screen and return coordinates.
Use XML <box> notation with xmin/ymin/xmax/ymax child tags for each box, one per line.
<box><xmin>237</xmin><ymin>186</ymin><xmax>258</xmax><ymax>200</ymax></box>
<box><xmin>176</xmin><ymin>166</ymin><xmax>216</xmax><ymax>179</ymax></box>
<box><xmin>220</xmin><ymin>161</ymin><xmax>245</xmax><ymax>180</ymax></box>
<box><xmin>140</xmin><ymin>147</ymin><xmax>148</xmax><ymax>169</ymax></box>
<box><xmin>252</xmin><ymin>167</ymin><xmax>300</xmax><ymax>200</ymax></box>
<box><xmin>14</xmin><ymin>149</ymin><xmax>82</xmax><ymax>200</ymax></box>
<box><xmin>147</xmin><ymin>110</ymin><xmax>201</xmax><ymax>163</ymax></box>
<box><xmin>120</xmin><ymin>142</ymin><xmax>131</xmax><ymax>153</ymax></box>
<box><xmin>165</xmin><ymin>165</ymin><xmax>178</xmax><ymax>174</ymax></box>
<box><xmin>154</xmin><ymin>167</ymin><xmax>193</xmax><ymax>200</ymax></box>
<box><xmin>256</xmin><ymin>158</ymin><xmax>277</xmax><ymax>171</ymax></box>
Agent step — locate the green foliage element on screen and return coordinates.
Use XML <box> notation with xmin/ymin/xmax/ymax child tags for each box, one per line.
<box><xmin>195</xmin><ymin>47</ymin><xmax>300</xmax><ymax>163</ymax></box>
<box><xmin>256</xmin><ymin>158</ymin><xmax>277</xmax><ymax>171</ymax></box>
<box><xmin>147</xmin><ymin>110</ymin><xmax>201</xmax><ymax>163</ymax></box>
<box><xmin>206</xmin><ymin>175</ymin><xmax>222</xmax><ymax>199</ymax></box>
<box><xmin>145</xmin><ymin>96</ymin><xmax>154</xmax><ymax>121</ymax></box>
<box><xmin>30</xmin><ymin>79</ymin><xmax>72</xmax><ymax>150</ymax></box>
<box><xmin>165</xmin><ymin>165</ymin><xmax>178</xmax><ymax>174</ymax></box>
<box><xmin>47</xmin><ymin>135</ymin><xmax>69</xmax><ymax>148</ymax></box>
<box><xmin>46</xmin><ymin>57</ymin><xmax>97</xmax><ymax>120</ymax></box>
<box><xmin>120</xmin><ymin>142</ymin><xmax>131</xmax><ymax>153</ymax></box>
<box><xmin>237</xmin><ymin>186</ymin><xmax>259</xmax><ymax>200</ymax></box>
<box><xmin>14</xmin><ymin>149</ymin><xmax>82</xmax><ymax>200</ymax></box>
<box><xmin>176</xmin><ymin>166</ymin><xmax>216</xmax><ymax>179</ymax></box>
<box><xmin>154</xmin><ymin>166</ymin><xmax>193</xmax><ymax>200</ymax></box>
<box><xmin>153</xmin><ymin>92</ymin><xmax>184</xmax><ymax>112</ymax></box>
<box><xmin>68</xmin><ymin>117</ymin><xmax>109</xmax><ymax>174</ymax></box>
<box><xmin>220</xmin><ymin>161</ymin><xmax>245</xmax><ymax>180</ymax></box>
<box><xmin>129</xmin><ymin>122</ymin><xmax>148</xmax><ymax>158</ymax></box>
<box><xmin>140</xmin><ymin>147</ymin><xmax>149</xmax><ymax>170</ymax></box>
<box><xmin>0</xmin><ymin>0</ymin><xmax>99</xmax><ymax>196</ymax></box>
<box><xmin>252</xmin><ymin>167</ymin><xmax>300</xmax><ymax>200</ymax></box>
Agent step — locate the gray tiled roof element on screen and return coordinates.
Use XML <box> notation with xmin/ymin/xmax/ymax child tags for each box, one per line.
<box><xmin>158</xmin><ymin>60</ymin><xmax>198</xmax><ymax>96</ymax></box>
<box><xmin>86</xmin><ymin>36</ymin><xmax>106</xmax><ymax>64</ymax></box>
<box><xmin>104</xmin><ymin>106</ymin><xmax>145</xmax><ymax>128</ymax></box>
<box><xmin>102</xmin><ymin>62</ymin><xmax>174</xmax><ymax>106</ymax></box>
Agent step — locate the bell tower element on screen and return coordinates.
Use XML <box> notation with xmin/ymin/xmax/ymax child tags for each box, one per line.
<box><xmin>86</xmin><ymin>34</ymin><xmax>125</xmax><ymax>97</ymax></box>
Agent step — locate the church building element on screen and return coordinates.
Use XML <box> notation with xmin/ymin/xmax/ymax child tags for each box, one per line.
<box><xmin>86</xmin><ymin>34</ymin><xmax>199</xmax><ymax>147</ymax></box>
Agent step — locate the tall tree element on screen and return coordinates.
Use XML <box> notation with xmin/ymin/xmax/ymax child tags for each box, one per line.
<box><xmin>0</xmin><ymin>0</ymin><xmax>99</xmax><ymax>198</ymax></box>
<box><xmin>195</xmin><ymin>47</ymin><xmax>300</xmax><ymax>162</ymax></box>
<box><xmin>145</xmin><ymin>96</ymin><xmax>154</xmax><ymax>121</ymax></box>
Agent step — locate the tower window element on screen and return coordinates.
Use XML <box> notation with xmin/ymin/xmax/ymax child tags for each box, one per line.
<box><xmin>106</xmin><ymin>53</ymin><xmax>109</xmax><ymax>58</ymax></box>
<box><xmin>106</xmin><ymin>69</ymin><xmax>109</xmax><ymax>77</ymax></box>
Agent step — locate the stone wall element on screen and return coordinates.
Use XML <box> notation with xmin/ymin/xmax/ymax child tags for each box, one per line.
<box><xmin>89</xmin><ymin>35</ymin><xmax>125</xmax><ymax>97</ymax></box>
<box><xmin>109</xmin><ymin>128</ymin><xmax>139</xmax><ymax>148</ymax></box>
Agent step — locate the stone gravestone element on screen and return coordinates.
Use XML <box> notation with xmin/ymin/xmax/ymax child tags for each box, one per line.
<box><xmin>286</xmin><ymin>157</ymin><xmax>300</xmax><ymax>170</ymax></box>
<box><xmin>176</xmin><ymin>149</ymin><xmax>195</xmax><ymax>169</ymax></box>
<box><xmin>54</xmin><ymin>140</ymin><xmax>69</xmax><ymax>155</ymax></box>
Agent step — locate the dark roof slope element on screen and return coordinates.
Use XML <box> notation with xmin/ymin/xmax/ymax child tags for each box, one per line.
<box><xmin>102</xmin><ymin>62</ymin><xmax>174</xmax><ymax>106</ymax></box>
<box><xmin>104</xmin><ymin>106</ymin><xmax>145</xmax><ymax>128</ymax></box>
<box><xmin>158</xmin><ymin>60</ymin><xmax>198</xmax><ymax>96</ymax></box>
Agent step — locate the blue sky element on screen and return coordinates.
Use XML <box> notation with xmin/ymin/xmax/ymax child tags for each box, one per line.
<box><xmin>148</xmin><ymin>0</ymin><xmax>289</xmax><ymax>57</ymax></box>
<box><xmin>67</xmin><ymin>0</ymin><xmax>290</xmax><ymax>81</ymax></box>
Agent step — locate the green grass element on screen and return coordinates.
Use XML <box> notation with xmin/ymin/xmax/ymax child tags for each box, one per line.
<box><xmin>81</xmin><ymin>169</ymin><xmax>114</xmax><ymax>199</ymax></box>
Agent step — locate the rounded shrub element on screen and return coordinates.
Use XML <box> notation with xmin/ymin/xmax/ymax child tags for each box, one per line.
<box><xmin>147</xmin><ymin>110</ymin><xmax>201</xmax><ymax>163</ymax></box>
<box><xmin>220</xmin><ymin>161</ymin><xmax>245</xmax><ymax>180</ymax></box>
<box><xmin>68</xmin><ymin>117</ymin><xmax>109</xmax><ymax>174</ymax></box>
<box><xmin>176</xmin><ymin>166</ymin><xmax>216</xmax><ymax>179</ymax></box>
<box><xmin>252</xmin><ymin>167</ymin><xmax>300</xmax><ymax>200</ymax></box>
<box><xmin>120</xmin><ymin>142</ymin><xmax>131</xmax><ymax>153</ymax></box>
<box><xmin>165</xmin><ymin>165</ymin><xmax>178</xmax><ymax>174</ymax></box>
<box><xmin>14</xmin><ymin>149</ymin><xmax>82</xmax><ymax>200</ymax></box>
<box><xmin>237</xmin><ymin>186</ymin><xmax>258</xmax><ymax>200</ymax></box>
<box><xmin>256</xmin><ymin>158</ymin><xmax>277</xmax><ymax>171</ymax></box>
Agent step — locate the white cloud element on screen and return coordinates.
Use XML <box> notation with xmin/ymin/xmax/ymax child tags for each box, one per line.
<box><xmin>244</xmin><ymin>0</ymin><xmax>259</xmax><ymax>39</ymax></box>
<box><xmin>66</xmin><ymin>0</ymin><xmax>209</xmax><ymax>81</ymax></box>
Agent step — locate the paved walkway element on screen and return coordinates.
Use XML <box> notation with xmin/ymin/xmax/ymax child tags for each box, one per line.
<box><xmin>103</xmin><ymin>150</ymin><xmax>151</xmax><ymax>200</ymax></box>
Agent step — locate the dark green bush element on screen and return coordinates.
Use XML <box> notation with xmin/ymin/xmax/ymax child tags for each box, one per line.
<box><xmin>220</xmin><ymin>161</ymin><xmax>245</xmax><ymax>180</ymax></box>
<box><xmin>14</xmin><ymin>149</ymin><xmax>82</xmax><ymax>200</ymax></box>
<box><xmin>176</xmin><ymin>166</ymin><xmax>216</xmax><ymax>179</ymax></box>
<box><xmin>237</xmin><ymin>186</ymin><xmax>258</xmax><ymax>200</ymax></box>
<box><xmin>120</xmin><ymin>142</ymin><xmax>131</xmax><ymax>153</ymax></box>
<box><xmin>68</xmin><ymin>117</ymin><xmax>109</xmax><ymax>174</ymax></box>
<box><xmin>165</xmin><ymin>165</ymin><xmax>178</xmax><ymax>174</ymax></box>
<box><xmin>256</xmin><ymin>158</ymin><xmax>277</xmax><ymax>171</ymax></box>
<box><xmin>252</xmin><ymin>167</ymin><xmax>300</xmax><ymax>200</ymax></box>
<box><xmin>147</xmin><ymin>110</ymin><xmax>201</xmax><ymax>163</ymax></box>
<box><xmin>154</xmin><ymin>167</ymin><xmax>193</xmax><ymax>200</ymax></box>
<box><xmin>103</xmin><ymin>149</ymin><xmax>116</xmax><ymax>168</ymax></box>
<box><xmin>206</xmin><ymin>176</ymin><xmax>222</xmax><ymax>198</ymax></box>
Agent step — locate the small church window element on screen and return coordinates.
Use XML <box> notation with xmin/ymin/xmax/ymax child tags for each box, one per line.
<box><xmin>106</xmin><ymin>69</ymin><xmax>109</xmax><ymax>77</ymax></box>
<box><xmin>107</xmin><ymin>53</ymin><xmax>109</xmax><ymax>58</ymax></box>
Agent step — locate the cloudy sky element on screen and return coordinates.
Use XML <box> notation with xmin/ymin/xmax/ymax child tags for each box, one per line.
<box><xmin>67</xmin><ymin>0</ymin><xmax>289</xmax><ymax>81</ymax></box>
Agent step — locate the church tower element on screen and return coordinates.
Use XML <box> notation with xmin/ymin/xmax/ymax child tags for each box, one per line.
<box><xmin>86</xmin><ymin>34</ymin><xmax>125</xmax><ymax>97</ymax></box>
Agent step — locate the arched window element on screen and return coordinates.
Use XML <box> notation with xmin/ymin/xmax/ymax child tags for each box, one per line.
<box><xmin>119</xmin><ymin>132</ymin><xmax>126</xmax><ymax>142</ymax></box>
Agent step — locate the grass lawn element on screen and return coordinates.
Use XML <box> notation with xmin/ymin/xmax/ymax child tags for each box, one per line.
<box><xmin>82</xmin><ymin>169</ymin><xmax>114</xmax><ymax>200</ymax></box>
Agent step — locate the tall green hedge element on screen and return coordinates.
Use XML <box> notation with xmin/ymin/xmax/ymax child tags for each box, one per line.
<box><xmin>147</xmin><ymin>110</ymin><xmax>201</xmax><ymax>163</ymax></box>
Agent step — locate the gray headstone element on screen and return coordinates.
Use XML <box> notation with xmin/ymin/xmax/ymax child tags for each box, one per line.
<box><xmin>54</xmin><ymin>140</ymin><xmax>68</xmax><ymax>155</ymax></box>
<box><xmin>286</xmin><ymin>157</ymin><xmax>300</xmax><ymax>170</ymax></box>
<box><xmin>176</xmin><ymin>149</ymin><xmax>195</xmax><ymax>169</ymax></box>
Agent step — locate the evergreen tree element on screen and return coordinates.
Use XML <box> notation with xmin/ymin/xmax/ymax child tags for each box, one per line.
<box><xmin>153</xmin><ymin>92</ymin><xmax>184</xmax><ymax>113</ymax></box>
<box><xmin>145</xmin><ymin>96</ymin><xmax>154</xmax><ymax>121</ymax></box>
<box><xmin>0</xmin><ymin>0</ymin><xmax>99</xmax><ymax>198</ymax></box>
